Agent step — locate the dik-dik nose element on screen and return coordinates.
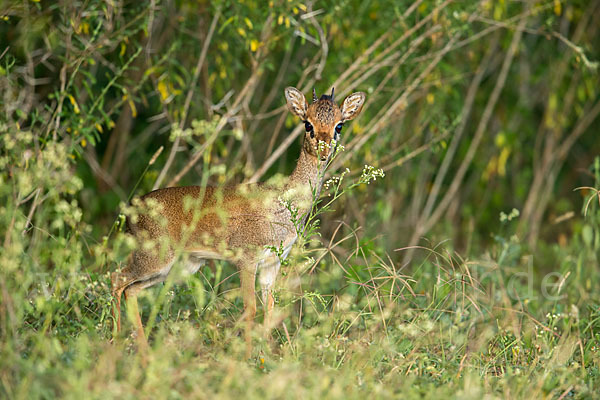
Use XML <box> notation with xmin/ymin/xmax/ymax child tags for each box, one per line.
<box><xmin>319</xmin><ymin>150</ymin><xmax>330</xmax><ymax>161</ymax></box>
<box><xmin>317</xmin><ymin>139</ymin><xmax>333</xmax><ymax>161</ymax></box>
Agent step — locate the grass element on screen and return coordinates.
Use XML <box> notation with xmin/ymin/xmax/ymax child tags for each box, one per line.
<box><xmin>2</xmin><ymin>215</ymin><xmax>599</xmax><ymax>398</ymax></box>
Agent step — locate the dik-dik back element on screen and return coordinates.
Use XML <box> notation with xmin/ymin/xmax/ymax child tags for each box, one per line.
<box><xmin>128</xmin><ymin>183</ymin><xmax>293</xmax><ymax>262</ymax></box>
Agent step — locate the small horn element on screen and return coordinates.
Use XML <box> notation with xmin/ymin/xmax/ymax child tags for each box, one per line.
<box><xmin>312</xmin><ymin>88</ymin><xmax>317</xmax><ymax>103</ymax></box>
<box><xmin>331</xmin><ymin>87</ymin><xmax>335</xmax><ymax>101</ymax></box>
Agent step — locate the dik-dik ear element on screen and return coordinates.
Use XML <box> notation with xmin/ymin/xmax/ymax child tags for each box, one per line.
<box><xmin>341</xmin><ymin>92</ymin><xmax>366</xmax><ymax>121</ymax></box>
<box><xmin>285</xmin><ymin>87</ymin><xmax>308</xmax><ymax>120</ymax></box>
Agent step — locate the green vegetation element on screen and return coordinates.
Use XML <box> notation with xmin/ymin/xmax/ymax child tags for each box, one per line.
<box><xmin>1</xmin><ymin>0</ymin><xmax>599</xmax><ymax>398</ymax></box>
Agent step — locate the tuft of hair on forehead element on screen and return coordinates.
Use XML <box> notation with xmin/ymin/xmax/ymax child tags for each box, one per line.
<box><xmin>309</xmin><ymin>97</ymin><xmax>340</xmax><ymax>126</ymax></box>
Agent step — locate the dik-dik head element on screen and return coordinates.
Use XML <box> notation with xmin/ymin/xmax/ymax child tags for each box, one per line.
<box><xmin>285</xmin><ymin>87</ymin><xmax>366</xmax><ymax>162</ymax></box>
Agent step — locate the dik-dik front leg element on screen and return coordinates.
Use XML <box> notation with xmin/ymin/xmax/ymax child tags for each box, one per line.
<box><xmin>259</xmin><ymin>254</ymin><xmax>281</xmax><ymax>337</ymax></box>
<box><xmin>238</xmin><ymin>265</ymin><xmax>257</xmax><ymax>359</ymax></box>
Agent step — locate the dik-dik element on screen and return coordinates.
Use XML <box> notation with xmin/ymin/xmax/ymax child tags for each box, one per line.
<box><xmin>112</xmin><ymin>86</ymin><xmax>366</xmax><ymax>356</ymax></box>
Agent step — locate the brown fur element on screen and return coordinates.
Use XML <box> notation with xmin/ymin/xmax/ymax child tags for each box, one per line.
<box><xmin>112</xmin><ymin>86</ymin><xmax>366</xmax><ymax>357</ymax></box>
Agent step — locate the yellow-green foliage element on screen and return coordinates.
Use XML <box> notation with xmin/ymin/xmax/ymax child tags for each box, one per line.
<box><xmin>1</xmin><ymin>0</ymin><xmax>599</xmax><ymax>398</ymax></box>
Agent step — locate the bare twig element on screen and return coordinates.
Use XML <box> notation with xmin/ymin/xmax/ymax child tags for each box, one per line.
<box><xmin>335</xmin><ymin>34</ymin><xmax>459</xmax><ymax>170</ymax></box>
<box><xmin>21</xmin><ymin>188</ymin><xmax>41</xmax><ymax>236</ymax></box>
<box><xmin>556</xmin><ymin>100</ymin><xmax>600</xmax><ymax>161</ymax></box>
<box><xmin>167</xmin><ymin>16</ymin><xmax>274</xmax><ymax>187</ymax></box>
<box><xmin>248</xmin><ymin>125</ymin><xmax>304</xmax><ymax>183</ymax></box>
<box><xmin>84</xmin><ymin>150</ymin><xmax>127</xmax><ymax>200</ymax></box>
<box><xmin>153</xmin><ymin>9</ymin><xmax>221</xmax><ymax>190</ymax></box>
<box><xmin>308</xmin><ymin>3</ymin><xmax>328</xmax><ymax>81</ymax></box>
<box><xmin>380</xmin><ymin>129</ymin><xmax>451</xmax><ymax>173</ymax></box>
<box><xmin>339</xmin><ymin>24</ymin><xmax>441</xmax><ymax>102</ymax></box>
<box><xmin>553</xmin><ymin>31</ymin><xmax>598</xmax><ymax>70</ymax></box>
<box><xmin>330</xmin><ymin>0</ymin><xmax>427</xmax><ymax>91</ymax></box>
<box><xmin>420</xmin><ymin>35</ymin><xmax>498</xmax><ymax>223</ymax></box>
<box><xmin>417</xmin><ymin>14</ymin><xmax>527</xmax><ymax>243</ymax></box>
<box><xmin>520</xmin><ymin>1</ymin><xmax>598</xmax><ymax>243</ymax></box>
<box><xmin>246</xmin><ymin>37</ymin><xmax>295</xmax><ymax>159</ymax></box>
<box><xmin>335</xmin><ymin>0</ymin><xmax>453</xmax><ymax>98</ymax></box>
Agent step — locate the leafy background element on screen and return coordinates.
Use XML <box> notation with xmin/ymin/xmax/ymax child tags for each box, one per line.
<box><xmin>1</xmin><ymin>0</ymin><xmax>600</xmax><ymax>398</ymax></box>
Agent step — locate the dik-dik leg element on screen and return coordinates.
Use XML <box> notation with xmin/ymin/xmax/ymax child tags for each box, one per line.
<box><xmin>124</xmin><ymin>284</ymin><xmax>148</xmax><ymax>351</ymax></box>
<box><xmin>259</xmin><ymin>254</ymin><xmax>281</xmax><ymax>337</ymax></box>
<box><xmin>111</xmin><ymin>271</ymin><xmax>125</xmax><ymax>334</ymax></box>
<box><xmin>238</xmin><ymin>265</ymin><xmax>257</xmax><ymax>358</ymax></box>
<box><xmin>111</xmin><ymin>247</ymin><xmax>174</xmax><ymax>348</ymax></box>
<box><xmin>121</xmin><ymin>274</ymin><xmax>166</xmax><ymax>350</ymax></box>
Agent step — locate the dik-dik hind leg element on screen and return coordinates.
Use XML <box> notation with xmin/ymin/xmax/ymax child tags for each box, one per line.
<box><xmin>112</xmin><ymin>248</ymin><xmax>174</xmax><ymax>347</ymax></box>
<box><xmin>111</xmin><ymin>269</ymin><xmax>131</xmax><ymax>334</ymax></box>
<box><xmin>110</xmin><ymin>257</ymin><xmax>163</xmax><ymax>335</ymax></box>
<box><xmin>124</xmin><ymin>284</ymin><xmax>148</xmax><ymax>351</ymax></box>
<box><xmin>121</xmin><ymin>272</ymin><xmax>170</xmax><ymax>349</ymax></box>
<box><xmin>239</xmin><ymin>266</ymin><xmax>257</xmax><ymax>358</ymax></box>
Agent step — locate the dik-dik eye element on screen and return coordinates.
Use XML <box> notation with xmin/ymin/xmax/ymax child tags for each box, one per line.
<box><xmin>305</xmin><ymin>121</ymin><xmax>314</xmax><ymax>138</ymax></box>
<box><xmin>334</xmin><ymin>123</ymin><xmax>343</xmax><ymax>139</ymax></box>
